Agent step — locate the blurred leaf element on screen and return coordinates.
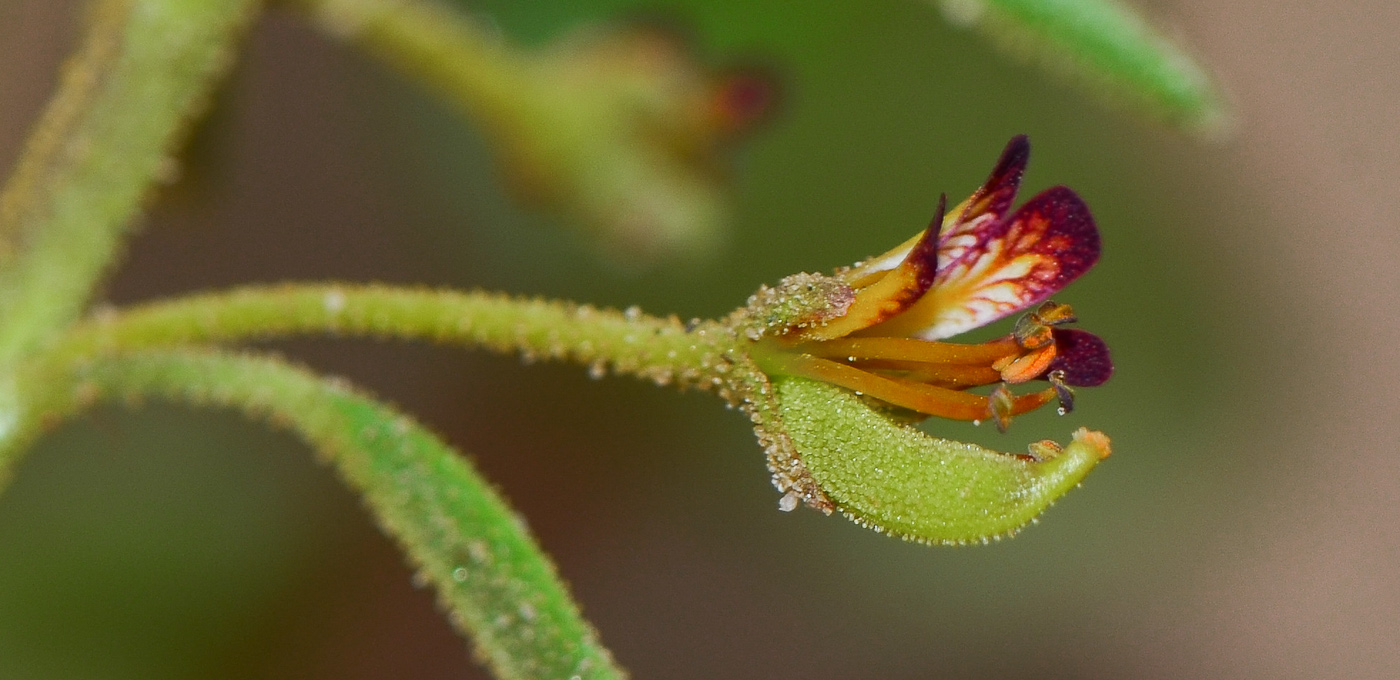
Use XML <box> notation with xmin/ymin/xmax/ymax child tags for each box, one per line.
<box><xmin>0</xmin><ymin>0</ymin><xmax>260</xmax><ymax>367</ymax></box>
<box><xmin>56</xmin><ymin>349</ymin><xmax>627</xmax><ymax>680</ymax></box>
<box><xmin>932</xmin><ymin>0</ymin><xmax>1229</xmax><ymax>135</ymax></box>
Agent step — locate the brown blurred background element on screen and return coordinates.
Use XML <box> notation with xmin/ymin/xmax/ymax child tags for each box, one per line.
<box><xmin>0</xmin><ymin>0</ymin><xmax>1397</xmax><ymax>678</ymax></box>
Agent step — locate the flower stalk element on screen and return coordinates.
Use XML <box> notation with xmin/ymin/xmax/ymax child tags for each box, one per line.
<box><xmin>59</xmin><ymin>284</ymin><xmax>738</xmax><ymax>389</ymax></box>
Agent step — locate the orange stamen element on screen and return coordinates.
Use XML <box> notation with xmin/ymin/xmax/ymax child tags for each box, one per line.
<box><xmin>993</xmin><ymin>344</ymin><xmax>1057</xmax><ymax>384</ymax></box>
<box><xmin>795</xmin><ymin>336</ymin><xmax>1020</xmax><ymax>366</ymax></box>
<box><xmin>758</xmin><ymin>352</ymin><xmax>1056</xmax><ymax>422</ymax></box>
<box><xmin>849</xmin><ymin>359</ymin><xmax>1001</xmax><ymax>389</ymax></box>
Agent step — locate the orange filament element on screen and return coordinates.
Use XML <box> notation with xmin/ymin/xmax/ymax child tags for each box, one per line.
<box><xmin>794</xmin><ymin>336</ymin><xmax>1021</xmax><ymax>366</ymax></box>
<box><xmin>759</xmin><ymin>352</ymin><xmax>1056</xmax><ymax>423</ymax></box>
<box><xmin>848</xmin><ymin>359</ymin><xmax>1000</xmax><ymax>389</ymax></box>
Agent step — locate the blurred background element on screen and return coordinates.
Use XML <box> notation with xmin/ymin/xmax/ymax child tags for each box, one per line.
<box><xmin>1</xmin><ymin>0</ymin><xmax>1396</xmax><ymax>678</ymax></box>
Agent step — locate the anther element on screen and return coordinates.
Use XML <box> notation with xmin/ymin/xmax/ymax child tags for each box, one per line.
<box><xmin>1026</xmin><ymin>439</ymin><xmax>1064</xmax><ymax>461</ymax></box>
<box><xmin>1013</xmin><ymin>300</ymin><xmax>1077</xmax><ymax>349</ymax></box>
<box><xmin>1047</xmin><ymin>369</ymin><xmax>1075</xmax><ymax>414</ymax></box>
<box><xmin>1012</xmin><ymin>315</ymin><xmax>1054</xmax><ymax>349</ymax></box>
<box><xmin>993</xmin><ymin>344</ymin><xmax>1057</xmax><ymax>384</ymax></box>
<box><xmin>1031</xmin><ymin>300</ymin><xmax>1077</xmax><ymax>326</ymax></box>
<box><xmin>987</xmin><ymin>384</ymin><xmax>1016</xmax><ymax>433</ymax></box>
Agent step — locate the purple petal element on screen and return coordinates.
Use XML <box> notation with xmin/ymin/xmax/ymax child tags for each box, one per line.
<box><xmin>951</xmin><ymin>134</ymin><xmax>1030</xmax><ymax>228</ymax></box>
<box><xmin>870</xmin><ymin>185</ymin><xmax>1101</xmax><ymax>340</ymax></box>
<box><xmin>1045</xmin><ymin>329</ymin><xmax>1113</xmax><ymax>387</ymax></box>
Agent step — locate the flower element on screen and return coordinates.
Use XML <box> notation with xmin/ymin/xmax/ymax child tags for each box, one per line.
<box><xmin>729</xmin><ymin>135</ymin><xmax>1115</xmax><ymax>540</ymax></box>
<box><xmin>750</xmin><ymin>135</ymin><xmax>1112</xmax><ymax>432</ymax></box>
<box><xmin>483</xmin><ymin>22</ymin><xmax>775</xmax><ymax>264</ymax></box>
<box><xmin>325</xmin><ymin>0</ymin><xmax>775</xmax><ymax>265</ymax></box>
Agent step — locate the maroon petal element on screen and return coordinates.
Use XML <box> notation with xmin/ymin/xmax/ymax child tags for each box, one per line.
<box><xmin>868</xmin><ymin>185</ymin><xmax>1101</xmax><ymax>340</ymax></box>
<box><xmin>709</xmin><ymin>67</ymin><xmax>780</xmax><ymax>136</ymax></box>
<box><xmin>945</xmin><ymin>135</ymin><xmax>1030</xmax><ymax>237</ymax></box>
<box><xmin>839</xmin><ymin>136</ymin><xmax>1030</xmax><ymax>286</ymax></box>
<box><xmin>998</xmin><ymin>186</ymin><xmax>1101</xmax><ymax>295</ymax></box>
<box><xmin>1045</xmin><ymin>329</ymin><xmax>1113</xmax><ymax>387</ymax></box>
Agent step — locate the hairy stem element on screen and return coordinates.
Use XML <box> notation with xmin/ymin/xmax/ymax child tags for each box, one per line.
<box><xmin>0</xmin><ymin>0</ymin><xmax>260</xmax><ymax>367</ymax></box>
<box><xmin>61</xmin><ymin>284</ymin><xmax>739</xmax><ymax>388</ymax></box>
<box><xmin>42</xmin><ymin>348</ymin><xmax>626</xmax><ymax>680</ymax></box>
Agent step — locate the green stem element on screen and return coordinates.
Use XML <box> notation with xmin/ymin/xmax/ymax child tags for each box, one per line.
<box><xmin>61</xmin><ymin>284</ymin><xmax>738</xmax><ymax>387</ymax></box>
<box><xmin>46</xmin><ymin>282</ymin><xmax>850</xmax><ymax>513</ymax></box>
<box><xmin>48</xmin><ymin>348</ymin><xmax>627</xmax><ymax>680</ymax></box>
<box><xmin>40</xmin><ymin>282</ymin><xmax>831</xmax><ymax>512</ymax></box>
<box><xmin>0</xmin><ymin>0</ymin><xmax>261</xmax><ymax>367</ymax></box>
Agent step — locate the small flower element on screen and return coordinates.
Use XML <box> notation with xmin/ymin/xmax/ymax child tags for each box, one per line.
<box><xmin>487</xmin><ymin>22</ymin><xmax>775</xmax><ymax>264</ymax></box>
<box><xmin>750</xmin><ymin>135</ymin><xmax>1112</xmax><ymax>432</ymax></box>
<box><xmin>324</xmin><ymin>1</ymin><xmax>775</xmax><ymax>265</ymax></box>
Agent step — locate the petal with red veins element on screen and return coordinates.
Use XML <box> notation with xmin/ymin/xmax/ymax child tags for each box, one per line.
<box><xmin>805</xmin><ymin>196</ymin><xmax>946</xmax><ymax>340</ymax></box>
<box><xmin>944</xmin><ymin>134</ymin><xmax>1030</xmax><ymax>236</ymax></box>
<box><xmin>863</xmin><ymin>185</ymin><xmax>1100</xmax><ymax>340</ymax></box>
<box><xmin>843</xmin><ymin>136</ymin><xmax>1031</xmax><ymax>286</ymax></box>
<box><xmin>1044</xmin><ymin>329</ymin><xmax>1114</xmax><ymax>386</ymax></box>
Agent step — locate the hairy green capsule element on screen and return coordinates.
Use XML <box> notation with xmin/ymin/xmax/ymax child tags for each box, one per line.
<box><xmin>775</xmin><ymin>376</ymin><xmax>1109</xmax><ymax>544</ymax></box>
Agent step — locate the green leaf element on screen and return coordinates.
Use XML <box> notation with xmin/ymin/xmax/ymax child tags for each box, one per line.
<box><xmin>933</xmin><ymin>0</ymin><xmax>1229</xmax><ymax>135</ymax></box>
<box><xmin>774</xmin><ymin>376</ymin><xmax>1109</xmax><ymax>544</ymax></box>
<box><xmin>0</xmin><ymin>0</ymin><xmax>260</xmax><ymax>366</ymax></box>
<box><xmin>46</xmin><ymin>349</ymin><xmax>627</xmax><ymax>680</ymax></box>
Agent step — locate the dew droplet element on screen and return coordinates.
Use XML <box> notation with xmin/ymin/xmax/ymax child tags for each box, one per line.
<box><xmin>624</xmin><ymin>305</ymin><xmax>642</xmax><ymax>321</ymax></box>
<box><xmin>588</xmin><ymin>361</ymin><xmax>607</xmax><ymax>379</ymax></box>
<box><xmin>154</xmin><ymin>155</ymin><xmax>182</xmax><ymax>184</ymax></box>
<box><xmin>1057</xmin><ymin>406</ymin><xmax>1067</xmax><ymax>416</ymax></box>
<box><xmin>972</xmin><ymin>419</ymin><xmax>981</xmax><ymax>426</ymax></box>
<box><xmin>939</xmin><ymin>0</ymin><xmax>987</xmax><ymax>27</ymax></box>
<box><xmin>323</xmin><ymin>289</ymin><xmax>347</xmax><ymax>314</ymax></box>
<box><xmin>452</xmin><ymin>567</ymin><xmax>469</xmax><ymax>582</ymax></box>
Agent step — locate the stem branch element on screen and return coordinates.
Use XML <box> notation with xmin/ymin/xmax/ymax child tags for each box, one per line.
<box><xmin>61</xmin><ymin>283</ymin><xmax>738</xmax><ymax>388</ymax></box>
